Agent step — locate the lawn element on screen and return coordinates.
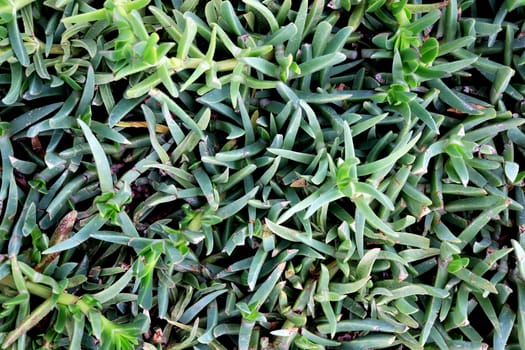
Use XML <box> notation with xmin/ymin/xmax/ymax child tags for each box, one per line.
<box><xmin>1</xmin><ymin>0</ymin><xmax>525</xmax><ymax>349</ymax></box>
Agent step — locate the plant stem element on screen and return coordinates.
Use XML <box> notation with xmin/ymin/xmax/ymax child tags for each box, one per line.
<box><xmin>1</xmin><ymin>297</ymin><xmax>54</xmax><ymax>349</ymax></box>
<box><xmin>0</xmin><ymin>275</ymin><xmax>91</xmax><ymax>313</ymax></box>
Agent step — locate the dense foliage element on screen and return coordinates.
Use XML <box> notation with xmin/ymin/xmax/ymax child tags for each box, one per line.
<box><xmin>1</xmin><ymin>0</ymin><xmax>525</xmax><ymax>349</ymax></box>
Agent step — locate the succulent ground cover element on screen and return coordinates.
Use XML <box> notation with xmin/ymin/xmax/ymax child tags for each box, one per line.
<box><xmin>1</xmin><ymin>0</ymin><xmax>525</xmax><ymax>349</ymax></box>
